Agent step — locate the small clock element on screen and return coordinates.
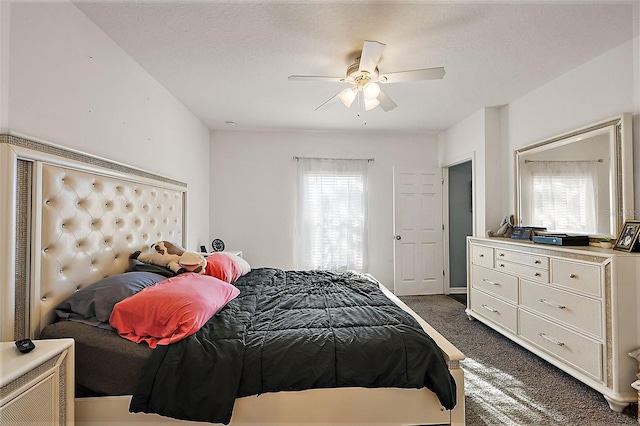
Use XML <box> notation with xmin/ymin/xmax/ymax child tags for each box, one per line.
<box><xmin>211</xmin><ymin>238</ymin><xmax>225</xmax><ymax>252</ymax></box>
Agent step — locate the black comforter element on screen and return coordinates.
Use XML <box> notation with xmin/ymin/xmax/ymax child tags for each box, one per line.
<box><xmin>130</xmin><ymin>268</ymin><xmax>457</xmax><ymax>424</ymax></box>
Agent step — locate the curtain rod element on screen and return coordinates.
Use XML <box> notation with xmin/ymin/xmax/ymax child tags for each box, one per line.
<box><xmin>293</xmin><ymin>156</ymin><xmax>375</xmax><ymax>162</ymax></box>
<box><xmin>524</xmin><ymin>159</ymin><xmax>603</xmax><ymax>163</ymax></box>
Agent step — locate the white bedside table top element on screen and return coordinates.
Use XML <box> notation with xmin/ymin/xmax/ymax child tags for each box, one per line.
<box><xmin>1</xmin><ymin>338</ymin><xmax>74</xmax><ymax>385</ymax></box>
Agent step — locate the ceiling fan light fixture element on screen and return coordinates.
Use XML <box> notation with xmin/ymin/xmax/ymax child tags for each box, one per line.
<box><xmin>292</xmin><ymin>41</ymin><xmax>444</xmax><ymax>114</ymax></box>
<box><xmin>338</xmin><ymin>87</ymin><xmax>358</xmax><ymax>108</ymax></box>
<box><xmin>363</xmin><ymin>82</ymin><xmax>380</xmax><ymax>100</ymax></box>
<box><xmin>364</xmin><ymin>97</ymin><xmax>380</xmax><ymax>111</ymax></box>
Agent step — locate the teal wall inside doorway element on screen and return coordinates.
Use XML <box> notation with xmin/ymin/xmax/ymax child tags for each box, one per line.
<box><xmin>448</xmin><ymin>161</ymin><xmax>473</xmax><ymax>289</ymax></box>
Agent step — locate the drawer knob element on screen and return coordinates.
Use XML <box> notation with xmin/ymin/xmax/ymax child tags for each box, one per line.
<box><xmin>539</xmin><ymin>298</ymin><xmax>566</xmax><ymax>309</ymax></box>
<box><xmin>569</xmin><ymin>273</ymin><xmax>577</xmax><ymax>279</ymax></box>
<box><xmin>481</xmin><ymin>304</ymin><xmax>498</xmax><ymax>313</ymax></box>
<box><xmin>483</xmin><ymin>279</ymin><xmax>499</xmax><ymax>286</ymax></box>
<box><xmin>534</xmin><ymin>272</ymin><xmax>541</xmax><ymax>277</ymax></box>
<box><xmin>499</xmin><ymin>263</ymin><xmax>505</xmax><ymax>268</ymax></box>
<box><xmin>499</xmin><ymin>253</ymin><xmax>504</xmax><ymax>257</ymax></box>
<box><xmin>479</xmin><ymin>254</ymin><xmax>484</xmax><ymax>258</ymax></box>
<box><xmin>538</xmin><ymin>332</ymin><xmax>565</xmax><ymax>347</ymax></box>
<box><xmin>534</xmin><ymin>260</ymin><xmax>541</xmax><ymax>264</ymax></box>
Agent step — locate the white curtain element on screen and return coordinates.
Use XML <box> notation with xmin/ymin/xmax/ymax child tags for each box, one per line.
<box><xmin>527</xmin><ymin>161</ymin><xmax>598</xmax><ymax>233</ymax></box>
<box><xmin>295</xmin><ymin>158</ymin><xmax>368</xmax><ymax>271</ymax></box>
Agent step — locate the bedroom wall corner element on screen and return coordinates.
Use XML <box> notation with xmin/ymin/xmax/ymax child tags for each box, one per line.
<box><xmin>483</xmin><ymin>107</ymin><xmax>504</xmax><ymax>232</ymax></box>
<box><xmin>4</xmin><ymin>0</ymin><xmax>210</xmax><ymax>248</ymax></box>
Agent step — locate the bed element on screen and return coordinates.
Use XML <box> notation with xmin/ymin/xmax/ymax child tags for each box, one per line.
<box><xmin>0</xmin><ymin>133</ymin><xmax>466</xmax><ymax>425</ymax></box>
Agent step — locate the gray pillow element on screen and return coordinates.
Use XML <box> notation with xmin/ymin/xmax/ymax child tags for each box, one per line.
<box><xmin>55</xmin><ymin>271</ymin><xmax>166</xmax><ymax>330</ymax></box>
<box><xmin>128</xmin><ymin>258</ymin><xmax>177</xmax><ymax>278</ymax></box>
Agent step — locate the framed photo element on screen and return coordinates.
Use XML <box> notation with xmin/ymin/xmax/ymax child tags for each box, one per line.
<box><xmin>613</xmin><ymin>220</ymin><xmax>640</xmax><ymax>252</ymax></box>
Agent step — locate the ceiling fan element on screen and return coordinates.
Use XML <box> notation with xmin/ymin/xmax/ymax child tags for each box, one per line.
<box><xmin>288</xmin><ymin>40</ymin><xmax>445</xmax><ymax>112</ymax></box>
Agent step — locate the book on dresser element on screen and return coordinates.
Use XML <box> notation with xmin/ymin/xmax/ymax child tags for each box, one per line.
<box><xmin>466</xmin><ymin>236</ymin><xmax>640</xmax><ymax>412</ymax></box>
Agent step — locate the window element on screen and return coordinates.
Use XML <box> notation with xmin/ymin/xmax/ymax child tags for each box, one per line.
<box><xmin>295</xmin><ymin>158</ymin><xmax>368</xmax><ymax>271</ymax></box>
<box><xmin>527</xmin><ymin>161</ymin><xmax>598</xmax><ymax>233</ymax></box>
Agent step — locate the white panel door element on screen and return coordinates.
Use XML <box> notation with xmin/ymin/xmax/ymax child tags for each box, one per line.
<box><xmin>393</xmin><ymin>167</ymin><xmax>443</xmax><ymax>295</ymax></box>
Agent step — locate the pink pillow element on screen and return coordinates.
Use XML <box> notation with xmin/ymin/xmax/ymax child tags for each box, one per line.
<box><xmin>109</xmin><ymin>273</ymin><xmax>240</xmax><ymax>348</ymax></box>
<box><xmin>205</xmin><ymin>253</ymin><xmax>242</xmax><ymax>283</ymax></box>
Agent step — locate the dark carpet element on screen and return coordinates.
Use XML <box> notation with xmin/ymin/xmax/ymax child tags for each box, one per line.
<box><xmin>400</xmin><ymin>294</ymin><xmax>638</xmax><ymax>426</ymax></box>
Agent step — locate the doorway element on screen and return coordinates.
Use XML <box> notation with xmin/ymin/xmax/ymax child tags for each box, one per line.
<box><xmin>447</xmin><ymin>160</ymin><xmax>472</xmax><ymax>296</ymax></box>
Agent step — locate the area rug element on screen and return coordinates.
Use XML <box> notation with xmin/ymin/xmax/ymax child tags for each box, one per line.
<box><xmin>400</xmin><ymin>295</ymin><xmax>638</xmax><ymax>425</ymax></box>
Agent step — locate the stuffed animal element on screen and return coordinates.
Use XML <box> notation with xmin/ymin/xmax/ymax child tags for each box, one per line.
<box><xmin>130</xmin><ymin>241</ymin><xmax>206</xmax><ymax>274</ymax></box>
<box><xmin>487</xmin><ymin>214</ymin><xmax>514</xmax><ymax>238</ymax></box>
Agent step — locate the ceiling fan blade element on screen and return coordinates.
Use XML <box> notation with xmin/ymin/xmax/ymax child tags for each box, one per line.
<box><xmin>288</xmin><ymin>75</ymin><xmax>344</xmax><ymax>83</ymax></box>
<box><xmin>314</xmin><ymin>91</ymin><xmax>341</xmax><ymax>111</ymax></box>
<box><xmin>358</xmin><ymin>40</ymin><xmax>386</xmax><ymax>73</ymax></box>
<box><xmin>377</xmin><ymin>89</ymin><xmax>397</xmax><ymax>112</ymax></box>
<box><xmin>379</xmin><ymin>67</ymin><xmax>445</xmax><ymax>83</ymax></box>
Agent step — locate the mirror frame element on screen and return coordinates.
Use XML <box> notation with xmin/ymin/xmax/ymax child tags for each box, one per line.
<box><xmin>515</xmin><ymin>113</ymin><xmax>634</xmax><ymax>238</ymax></box>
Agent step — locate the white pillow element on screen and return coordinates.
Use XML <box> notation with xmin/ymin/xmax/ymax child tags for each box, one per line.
<box><xmin>220</xmin><ymin>252</ymin><xmax>251</xmax><ymax>275</ymax></box>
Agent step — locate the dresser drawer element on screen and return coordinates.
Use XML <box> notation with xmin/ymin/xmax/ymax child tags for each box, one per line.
<box><xmin>495</xmin><ymin>260</ymin><xmax>549</xmax><ymax>282</ymax></box>
<box><xmin>471</xmin><ymin>264</ymin><xmax>518</xmax><ymax>303</ymax></box>
<box><xmin>470</xmin><ymin>289</ymin><xmax>517</xmax><ymax>333</ymax></box>
<box><xmin>519</xmin><ymin>310</ymin><xmax>603</xmax><ymax>381</ymax></box>
<box><xmin>496</xmin><ymin>249</ymin><xmax>549</xmax><ymax>269</ymax></box>
<box><xmin>551</xmin><ymin>259</ymin><xmax>601</xmax><ymax>297</ymax></box>
<box><xmin>520</xmin><ymin>279</ymin><xmax>602</xmax><ymax>339</ymax></box>
<box><xmin>471</xmin><ymin>244</ymin><xmax>494</xmax><ymax>268</ymax></box>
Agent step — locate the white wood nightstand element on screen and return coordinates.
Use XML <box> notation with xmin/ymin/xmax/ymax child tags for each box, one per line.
<box><xmin>0</xmin><ymin>338</ymin><xmax>75</xmax><ymax>425</ymax></box>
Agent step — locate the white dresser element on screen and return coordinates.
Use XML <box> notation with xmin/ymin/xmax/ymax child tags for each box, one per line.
<box><xmin>467</xmin><ymin>236</ymin><xmax>640</xmax><ymax>411</ymax></box>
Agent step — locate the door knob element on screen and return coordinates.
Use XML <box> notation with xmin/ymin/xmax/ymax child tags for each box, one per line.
<box><xmin>395</xmin><ymin>235</ymin><xmax>402</xmax><ymax>240</ymax></box>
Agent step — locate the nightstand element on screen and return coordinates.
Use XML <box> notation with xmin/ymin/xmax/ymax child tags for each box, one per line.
<box><xmin>0</xmin><ymin>338</ymin><xmax>75</xmax><ymax>425</ymax></box>
<box><xmin>202</xmin><ymin>250</ymin><xmax>243</xmax><ymax>258</ymax></box>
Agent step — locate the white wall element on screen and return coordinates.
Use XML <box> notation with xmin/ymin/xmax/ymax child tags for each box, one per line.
<box><xmin>1</xmin><ymin>1</ymin><xmax>211</xmax><ymax>247</ymax></box>
<box><xmin>0</xmin><ymin>2</ymin><xmax>9</xmax><ymax>129</ymax></box>
<box><xmin>209</xmin><ymin>130</ymin><xmax>437</xmax><ymax>288</ymax></box>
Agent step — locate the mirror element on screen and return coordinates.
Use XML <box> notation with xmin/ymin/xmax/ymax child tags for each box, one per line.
<box><xmin>516</xmin><ymin>114</ymin><xmax>633</xmax><ymax>238</ymax></box>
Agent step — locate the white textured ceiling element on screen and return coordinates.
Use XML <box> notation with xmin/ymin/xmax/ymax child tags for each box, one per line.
<box><xmin>72</xmin><ymin>1</ymin><xmax>639</xmax><ymax>133</ymax></box>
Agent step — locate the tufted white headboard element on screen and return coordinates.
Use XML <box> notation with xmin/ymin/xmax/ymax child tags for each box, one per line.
<box><xmin>1</xmin><ymin>134</ymin><xmax>187</xmax><ymax>341</ymax></box>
